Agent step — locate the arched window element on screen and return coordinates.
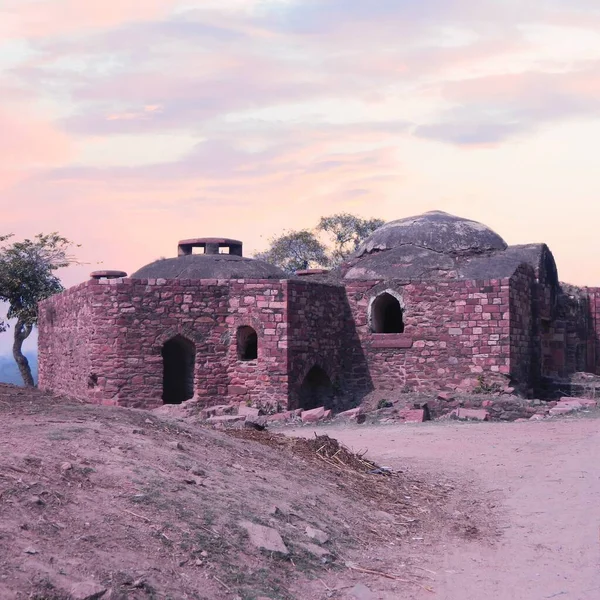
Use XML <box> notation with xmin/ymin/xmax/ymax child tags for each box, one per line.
<box><xmin>162</xmin><ymin>335</ymin><xmax>195</xmax><ymax>404</ymax></box>
<box><xmin>371</xmin><ymin>292</ymin><xmax>404</xmax><ymax>333</ymax></box>
<box><xmin>237</xmin><ymin>326</ymin><xmax>258</xmax><ymax>361</ymax></box>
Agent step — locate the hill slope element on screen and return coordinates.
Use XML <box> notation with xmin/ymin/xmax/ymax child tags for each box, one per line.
<box><xmin>0</xmin><ymin>385</ymin><xmax>494</xmax><ymax>599</ymax></box>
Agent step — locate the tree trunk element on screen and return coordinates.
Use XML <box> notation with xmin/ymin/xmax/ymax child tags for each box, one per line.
<box><xmin>13</xmin><ymin>319</ymin><xmax>34</xmax><ymax>387</ymax></box>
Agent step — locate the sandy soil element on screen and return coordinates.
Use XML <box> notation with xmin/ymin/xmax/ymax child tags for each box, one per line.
<box><xmin>287</xmin><ymin>416</ymin><xmax>600</xmax><ymax>600</ymax></box>
<box><xmin>0</xmin><ymin>385</ymin><xmax>495</xmax><ymax>600</ymax></box>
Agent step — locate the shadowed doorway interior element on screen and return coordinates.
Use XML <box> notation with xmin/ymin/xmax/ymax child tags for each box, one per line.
<box><xmin>162</xmin><ymin>335</ymin><xmax>195</xmax><ymax>404</ymax></box>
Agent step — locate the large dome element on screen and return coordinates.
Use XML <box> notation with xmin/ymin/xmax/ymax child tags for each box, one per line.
<box><xmin>131</xmin><ymin>238</ymin><xmax>286</xmax><ymax>280</ymax></box>
<box><xmin>355</xmin><ymin>211</ymin><xmax>507</xmax><ymax>257</ymax></box>
<box><xmin>341</xmin><ymin>211</ymin><xmax>511</xmax><ymax>281</ymax></box>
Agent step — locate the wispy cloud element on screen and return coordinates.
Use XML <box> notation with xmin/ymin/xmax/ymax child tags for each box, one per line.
<box><xmin>2</xmin><ymin>0</ymin><xmax>600</xmax><ymax>289</ymax></box>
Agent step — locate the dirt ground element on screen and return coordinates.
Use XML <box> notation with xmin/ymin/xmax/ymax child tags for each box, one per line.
<box><xmin>0</xmin><ymin>385</ymin><xmax>498</xmax><ymax>600</ymax></box>
<box><xmin>286</xmin><ymin>416</ymin><xmax>600</xmax><ymax>600</ymax></box>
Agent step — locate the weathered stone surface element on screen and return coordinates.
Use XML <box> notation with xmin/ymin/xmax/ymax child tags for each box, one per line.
<box><xmin>301</xmin><ymin>407</ymin><xmax>326</xmax><ymax>423</ymax></box>
<box><xmin>206</xmin><ymin>415</ymin><xmax>245</xmax><ymax>424</ymax></box>
<box><xmin>398</xmin><ymin>409</ymin><xmax>426</xmax><ymax>423</ymax></box>
<box><xmin>69</xmin><ymin>581</ymin><xmax>107</xmax><ymax>600</ymax></box>
<box><xmin>549</xmin><ymin>406</ymin><xmax>576</xmax><ymax>416</ymax></box>
<box><xmin>239</xmin><ymin>521</ymin><xmax>288</xmax><ymax>554</ymax></box>
<box><xmin>244</xmin><ymin>415</ymin><xmax>268</xmax><ymax>430</ymax></box>
<box><xmin>238</xmin><ymin>405</ymin><xmax>261</xmax><ymax>418</ymax></box>
<box><xmin>305</xmin><ymin>525</ymin><xmax>329</xmax><ymax>544</ymax></box>
<box><xmin>337</xmin><ymin>407</ymin><xmax>362</xmax><ymax>420</ymax></box>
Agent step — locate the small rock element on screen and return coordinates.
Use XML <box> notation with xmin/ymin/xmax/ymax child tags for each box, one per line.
<box><xmin>305</xmin><ymin>525</ymin><xmax>329</xmax><ymax>544</ymax></box>
<box><xmin>23</xmin><ymin>547</ymin><xmax>38</xmax><ymax>555</ymax></box>
<box><xmin>549</xmin><ymin>406</ymin><xmax>576</xmax><ymax>416</ymax></box>
<box><xmin>167</xmin><ymin>441</ymin><xmax>185</xmax><ymax>451</ymax></box>
<box><xmin>61</xmin><ymin>461</ymin><xmax>73</xmax><ymax>471</ymax></box>
<box><xmin>244</xmin><ymin>416</ymin><xmax>268</xmax><ymax>431</ymax></box>
<box><xmin>296</xmin><ymin>542</ymin><xmax>330</xmax><ymax>558</ymax></box>
<box><xmin>69</xmin><ymin>581</ymin><xmax>107</xmax><ymax>600</ymax></box>
<box><xmin>456</xmin><ymin>408</ymin><xmax>490</xmax><ymax>421</ymax></box>
<box><xmin>348</xmin><ymin>583</ymin><xmax>376</xmax><ymax>600</ymax></box>
<box><xmin>191</xmin><ymin>465</ymin><xmax>206</xmax><ymax>477</ymax></box>
<box><xmin>530</xmin><ymin>414</ymin><xmax>545</xmax><ymax>421</ymax></box>
<box><xmin>200</xmin><ymin>550</ymin><xmax>208</xmax><ymax>557</ymax></box>
<box><xmin>337</xmin><ymin>407</ymin><xmax>362</xmax><ymax>420</ymax></box>
<box><xmin>239</xmin><ymin>520</ymin><xmax>289</xmax><ymax>555</ymax></box>
<box><xmin>144</xmin><ymin>419</ymin><xmax>153</xmax><ymax>424</ymax></box>
<box><xmin>398</xmin><ymin>408</ymin><xmax>426</xmax><ymax>423</ymax></box>
<box><xmin>301</xmin><ymin>407</ymin><xmax>326</xmax><ymax>423</ymax></box>
<box><xmin>30</xmin><ymin>495</ymin><xmax>45</xmax><ymax>506</ymax></box>
<box><xmin>238</xmin><ymin>405</ymin><xmax>261</xmax><ymax>418</ymax></box>
<box><xmin>183</xmin><ymin>478</ymin><xmax>196</xmax><ymax>485</ymax></box>
<box><xmin>206</xmin><ymin>415</ymin><xmax>245</xmax><ymax>425</ymax></box>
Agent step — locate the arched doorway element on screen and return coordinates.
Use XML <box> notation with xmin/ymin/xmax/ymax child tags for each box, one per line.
<box><xmin>371</xmin><ymin>292</ymin><xmax>404</xmax><ymax>333</ymax></box>
<box><xmin>237</xmin><ymin>326</ymin><xmax>258</xmax><ymax>361</ymax></box>
<box><xmin>298</xmin><ymin>365</ymin><xmax>334</xmax><ymax>410</ymax></box>
<box><xmin>162</xmin><ymin>335</ymin><xmax>195</xmax><ymax>404</ymax></box>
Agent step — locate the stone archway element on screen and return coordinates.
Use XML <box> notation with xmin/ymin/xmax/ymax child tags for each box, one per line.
<box><xmin>298</xmin><ymin>365</ymin><xmax>334</xmax><ymax>410</ymax></box>
<box><xmin>370</xmin><ymin>292</ymin><xmax>404</xmax><ymax>333</ymax></box>
<box><xmin>161</xmin><ymin>335</ymin><xmax>195</xmax><ymax>404</ymax></box>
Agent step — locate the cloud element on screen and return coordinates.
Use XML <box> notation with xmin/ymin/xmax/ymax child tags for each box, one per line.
<box><xmin>1</xmin><ymin>0</ymin><xmax>182</xmax><ymax>38</ymax></box>
<box><xmin>415</xmin><ymin>64</ymin><xmax>600</xmax><ymax>144</ymax></box>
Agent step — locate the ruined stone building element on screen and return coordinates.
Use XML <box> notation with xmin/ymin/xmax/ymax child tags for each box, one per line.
<box><xmin>38</xmin><ymin>211</ymin><xmax>600</xmax><ymax>410</ymax></box>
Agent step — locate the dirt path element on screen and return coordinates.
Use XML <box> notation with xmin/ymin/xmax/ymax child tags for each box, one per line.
<box><xmin>287</xmin><ymin>417</ymin><xmax>600</xmax><ymax>600</ymax></box>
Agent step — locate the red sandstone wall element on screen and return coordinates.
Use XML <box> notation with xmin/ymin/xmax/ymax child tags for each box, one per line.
<box><xmin>39</xmin><ymin>278</ymin><xmax>290</xmax><ymax>409</ymax></box>
<box><xmin>584</xmin><ymin>287</ymin><xmax>600</xmax><ymax>375</ymax></box>
<box><xmin>225</xmin><ymin>281</ymin><xmax>289</xmax><ymax>410</ymax></box>
<box><xmin>286</xmin><ymin>280</ymin><xmax>370</xmax><ymax>409</ymax></box>
<box><xmin>38</xmin><ymin>282</ymin><xmax>95</xmax><ymax>399</ymax></box>
<box><xmin>508</xmin><ymin>265</ymin><xmax>534</xmax><ymax>388</ymax></box>
<box><xmin>344</xmin><ymin>278</ymin><xmax>513</xmax><ymax>392</ymax></box>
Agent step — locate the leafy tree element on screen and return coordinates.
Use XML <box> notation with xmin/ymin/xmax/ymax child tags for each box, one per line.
<box><xmin>318</xmin><ymin>213</ymin><xmax>385</xmax><ymax>264</ymax></box>
<box><xmin>0</xmin><ymin>233</ymin><xmax>78</xmax><ymax>386</ymax></box>
<box><xmin>256</xmin><ymin>213</ymin><xmax>384</xmax><ymax>273</ymax></box>
<box><xmin>254</xmin><ymin>230</ymin><xmax>329</xmax><ymax>274</ymax></box>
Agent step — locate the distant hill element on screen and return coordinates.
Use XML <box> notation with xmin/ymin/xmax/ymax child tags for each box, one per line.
<box><xmin>0</xmin><ymin>353</ymin><xmax>38</xmax><ymax>386</ymax></box>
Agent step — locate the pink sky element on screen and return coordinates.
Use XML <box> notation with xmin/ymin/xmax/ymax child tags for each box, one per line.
<box><xmin>2</xmin><ymin>0</ymin><xmax>600</xmax><ymax>299</ymax></box>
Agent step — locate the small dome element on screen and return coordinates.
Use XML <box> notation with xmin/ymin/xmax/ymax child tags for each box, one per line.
<box><xmin>131</xmin><ymin>237</ymin><xmax>287</xmax><ymax>280</ymax></box>
<box><xmin>355</xmin><ymin>211</ymin><xmax>507</xmax><ymax>257</ymax></box>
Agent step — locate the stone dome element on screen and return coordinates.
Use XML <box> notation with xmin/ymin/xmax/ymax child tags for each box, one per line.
<box><xmin>131</xmin><ymin>238</ymin><xmax>287</xmax><ymax>280</ymax></box>
<box><xmin>341</xmin><ymin>211</ymin><xmax>510</xmax><ymax>281</ymax></box>
<box><xmin>355</xmin><ymin>211</ymin><xmax>507</xmax><ymax>257</ymax></box>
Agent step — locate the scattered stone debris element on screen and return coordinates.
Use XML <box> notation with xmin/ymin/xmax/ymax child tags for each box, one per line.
<box><xmin>305</xmin><ymin>525</ymin><xmax>329</xmax><ymax>544</ymax></box>
<box><xmin>239</xmin><ymin>521</ymin><xmax>289</xmax><ymax>555</ymax></box>
<box><xmin>453</xmin><ymin>408</ymin><xmax>490</xmax><ymax>421</ymax></box>
<box><xmin>69</xmin><ymin>581</ymin><xmax>107</xmax><ymax>600</ymax></box>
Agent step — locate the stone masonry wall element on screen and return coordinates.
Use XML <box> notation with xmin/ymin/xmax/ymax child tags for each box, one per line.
<box><xmin>587</xmin><ymin>288</ymin><xmax>600</xmax><ymax>374</ymax></box>
<box><xmin>343</xmin><ymin>278</ymin><xmax>513</xmax><ymax>392</ymax></box>
<box><xmin>38</xmin><ymin>278</ymin><xmax>289</xmax><ymax>409</ymax></box>
<box><xmin>225</xmin><ymin>280</ymin><xmax>289</xmax><ymax>410</ymax></box>
<box><xmin>38</xmin><ymin>282</ymin><xmax>95</xmax><ymax>399</ymax></box>
<box><xmin>286</xmin><ymin>280</ymin><xmax>371</xmax><ymax>410</ymax></box>
<box><xmin>508</xmin><ymin>265</ymin><xmax>534</xmax><ymax>389</ymax></box>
